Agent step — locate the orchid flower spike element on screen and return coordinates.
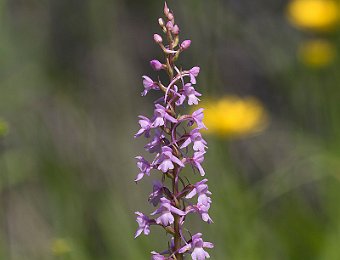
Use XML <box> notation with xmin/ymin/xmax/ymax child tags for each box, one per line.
<box><xmin>134</xmin><ymin>3</ymin><xmax>213</xmax><ymax>259</ymax></box>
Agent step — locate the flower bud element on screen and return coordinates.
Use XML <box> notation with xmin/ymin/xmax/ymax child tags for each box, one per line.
<box><xmin>164</xmin><ymin>2</ymin><xmax>170</xmax><ymax>16</ymax></box>
<box><xmin>150</xmin><ymin>60</ymin><xmax>163</xmax><ymax>71</ymax></box>
<box><xmin>172</xmin><ymin>25</ymin><xmax>180</xmax><ymax>35</ymax></box>
<box><xmin>181</xmin><ymin>40</ymin><xmax>191</xmax><ymax>50</ymax></box>
<box><xmin>158</xmin><ymin>18</ymin><xmax>165</xmax><ymax>27</ymax></box>
<box><xmin>166</xmin><ymin>21</ymin><xmax>173</xmax><ymax>30</ymax></box>
<box><xmin>153</xmin><ymin>34</ymin><xmax>163</xmax><ymax>44</ymax></box>
<box><xmin>167</xmin><ymin>12</ymin><xmax>174</xmax><ymax>21</ymax></box>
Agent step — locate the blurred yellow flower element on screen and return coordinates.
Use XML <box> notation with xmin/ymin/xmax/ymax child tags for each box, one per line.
<box><xmin>298</xmin><ymin>39</ymin><xmax>336</xmax><ymax>67</ymax></box>
<box><xmin>200</xmin><ymin>96</ymin><xmax>268</xmax><ymax>137</ymax></box>
<box><xmin>0</xmin><ymin>119</ymin><xmax>9</xmax><ymax>137</ymax></box>
<box><xmin>287</xmin><ymin>0</ymin><xmax>340</xmax><ymax>31</ymax></box>
<box><xmin>51</xmin><ymin>238</ymin><xmax>71</xmax><ymax>256</ymax></box>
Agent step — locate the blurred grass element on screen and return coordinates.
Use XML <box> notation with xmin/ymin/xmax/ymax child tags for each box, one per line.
<box><xmin>1</xmin><ymin>0</ymin><xmax>340</xmax><ymax>259</ymax></box>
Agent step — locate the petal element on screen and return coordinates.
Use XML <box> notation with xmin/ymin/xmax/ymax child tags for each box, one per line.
<box><xmin>191</xmin><ymin>247</ymin><xmax>209</xmax><ymax>260</ymax></box>
<box><xmin>153</xmin><ymin>117</ymin><xmax>164</xmax><ymax>127</ymax></box>
<box><xmin>201</xmin><ymin>213</ymin><xmax>212</xmax><ymax>223</ymax></box>
<box><xmin>158</xmin><ymin>159</ymin><xmax>174</xmax><ymax>172</ymax></box>
<box><xmin>171</xmin><ymin>155</ymin><xmax>185</xmax><ymax>167</ymax></box>
<box><xmin>175</xmin><ymin>95</ymin><xmax>186</xmax><ymax>106</ymax></box>
<box><xmin>164</xmin><ymin>113</ymin><xmax>177</xmax><ymax>123</ymax></box>
<box><xmin>142</xmin><ymin>75</ymin><xmax>154</xmax><ymax>87</ymax></box>
<box><xmin>134</xmin><ymin>228</ymin><xmax>143</xmax><ymax>238</ymax></box>
<box><xmin>134</xmin><ymin>128</ymin><xmax>145</xmax><ymax>138</ymax></box>
<box><xmin>178</xmin><ymin>244</ymin><xmax>191</xmax><ymax>254</ymax></box>
<box><xmin>134</xmin><ymin>172</ymin><xmax>144</xmax><ymax>182</ymax></box>
<box><xmin>203</xmin><ymin>242</ymin><xmax>214</xmax><ymax>249</ymax></box>
<box><xmin>195</xmin><ymin>162</ymin><xmax>205</xmax><ymax>176</ymax></box>
<box><xmin>192</xmin><ymin>233</ymin><xmax>202</xmax><ymax>241</ymax></box>
<box><xmin>188</xmin><ymin>95</ymin><xmax>199</xmax><ymax>105</ymax></box>
<box><xmin>193</xmin><ymin>141</ymin><xmax>206</xmax><ymax>152</ymax></box>
<box><xmin>143</xmin><ymin>226</ymin><xmax>150</xmax><ymax>235</ymax></box>
<box><xmin>190</xmin><ymin>74</ymin><xmax>196</xmax><ymax>84</ymax></box>
<box><xmin>180</xmin><ymin>137</ymin><xmax>192</xmax><ymax>149</ymax></box>
<box><xmin>170</xmin><ymin>205</ymin><xmax>186</xmax><ymax>216</ymax></box>
<box><xmin>139</xmin><ymin>120</ymin><xmax>150</xmax><ymax>129</ymax></box>
<box><xmin>185</xmin><ymin>188</ymin><xmax>197</xmax><ymax>199</ymax></box>
<box><xmin>157</xmin><ymin>212</ymin><xmax>174</xmax><ymax>226</ymax></box>
<box><xmin>151</xmin><ymin>207</ymin><xmax>163</xmax><ymax>215</ymax></box>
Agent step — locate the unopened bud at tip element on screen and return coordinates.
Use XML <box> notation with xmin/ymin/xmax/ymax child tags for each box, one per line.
<box><xmin>153</xmin><ymin>34</ymin><xmax>163</xmax><ymax>44</ymax></box>
<box><xmin>164</xmin><ymin>2</ymin><xmax>170</xmax><ymax>16</ymax></box>
<box><xmin>181</xmin><ymin>40</ymin><xmax>191</xmax><ymax>50</ymax></box>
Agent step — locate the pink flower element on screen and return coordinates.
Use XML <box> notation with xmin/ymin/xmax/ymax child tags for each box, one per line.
<box><xmin>190</xmin><ymin>108</ymin><xmax>207</xmax><ymax>130</ymax></box>
<box><xmin>155</xmin><ymin>146</ymin><xmax>184</xmax><ymax>173</ymax></box>
<box><xmin>144</xmin><ymin>130</ymin><xmax>165</xmax><ymax>153</ymax></box>
<box><xmin>149</xmin><ymin>180</ymin><xmax>164</xmax><ymax>206</ymax></box>
<box><xmin>179</xmin><ymin>233</ymin><xmax>214</xmax><ymax>260</ymax></box>
<box><xmin>142</xmin><ymin>76</ymin><xmax>159</xmax><ymax>96</ymax></box>
<box><xmin>186</xmin><ymin>179</ymin><xmax>211</xmax><ymax>199</ymax></box>
<box><xmin>188</xmin><ymin>151</ymin><xmax>206</xmax><ymax>176</ymax></box>
<box><xmin>135</xmin><ymin>115</ymin><xmax>153</xmax><ymax>138</ymax></box>
<box><xmin>152</xmin><ymin>104</ymin><xmax>177</xmax><ymax>127</ymax></box>
<box><xmin>135</xmin><ymin>156</ymin><xmax>153</xmax><ymax>182</ymax></box>
<box><xmin>181</xmin><ymin>128</ymin><xmax>207</xmax><ymax>152</ymax></box>
<box><xmin>194</xmin><ymin>194</ymin><xmax>213</xmax><ymax>223</ymax></box>
<box><xmin>151</xmin><ymin>198</ymin><xmax>186</xmax><ymax>226</ymax></box>
<box><xmin>177</xmin><ymin>83</ymin><xmax>202</xmax><ymax>106</ymax></box>
<box><xmin>134</xmin><ymin>212</ymin><xmax>152</xmax><ymax>238</ymax></box>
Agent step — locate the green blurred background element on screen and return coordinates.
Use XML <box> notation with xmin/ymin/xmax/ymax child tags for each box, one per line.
<box><xmin>1</xmin><ymin>0</ymin><xmax>340</xmax><ymax>259</ymax></box>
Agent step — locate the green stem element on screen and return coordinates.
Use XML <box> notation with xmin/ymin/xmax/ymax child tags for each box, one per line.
<box><xmin>173</xmin><ymin>167</ymin><xmax>183</xmax><ymax>260</ymax></box>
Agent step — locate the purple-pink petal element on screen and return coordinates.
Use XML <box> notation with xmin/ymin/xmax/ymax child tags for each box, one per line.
<box><xmin>158</xmin><ymin>159</ymin><xmax>174</xmax><ymax>172</ymax></box>
<box><xmin>180</xmin><ymin>137</ymin><xmax>192</xmax><ymax>149</ymax></box>
<box><xmin>156</xmin><ymin>211</ymin><xmax>174</xmax><ymax>226</ymax></box>
<box><xmin>169</xmin><ymin>205</ymin><xmax>186</xmax><ymax>216</ymax></box>
<box><xmin>179</xmin><ymin>244</ymin><xmax>191</xmax><ymax>254</ymax></box>
<box><xmin>170</xmin><ymin>155</ymin><xmax>184</xmax><ymax>167</ymax></box>
<box><xmin>151</xmin><ymin>251</ymin><xmax>167</xmax><ymax>260</ymax></box>
<box><xmin>191</xmin><ymin>247</ymin><xmax>210</xmax><ymax>260</ymax></box>
<box><xmin>203</xmin><ymin>242</ymin><xmax>214</xmax><ymax>249</ymax></box>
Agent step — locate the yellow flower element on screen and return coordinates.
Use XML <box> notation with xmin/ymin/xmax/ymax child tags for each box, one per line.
<box><xmin>0</xmin><ymin>119</ymin><xmax>9</xmax><ymax>137</ymax></box>
<box><xmin>287</xmin><ymin>0</ymin><xmax>340</xmax><ymax>31</ymax></box>
<box><xmin>51</xmin><ymin>238</ymin><xmax>71</xmax><ymax>256</ymax></box>
<box><xmin>200</xmin><ymin>96</ymin><xmax>268</xmax><ymax>137</ymax></box>
<box><xmin>298</xmin><ymin>39</ymin><xmax>336</xmax><ymax>67</ymax></box>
